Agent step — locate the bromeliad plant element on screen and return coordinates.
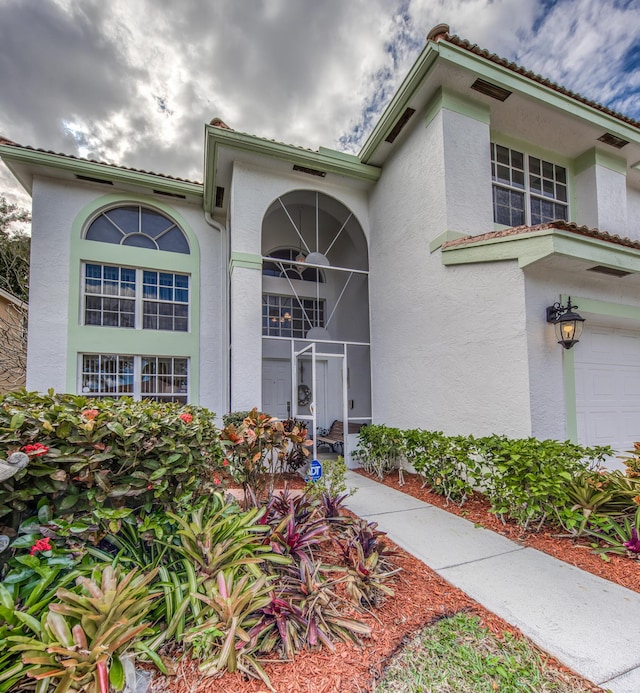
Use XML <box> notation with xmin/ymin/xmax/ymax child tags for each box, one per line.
<box><xmin>9</xmin><ymin>564</ymin><xmax>158</xmax><ymax>693</ymax></box>
<box><xmin>588</xmin><ymin>506</ymin><xmax>640</xmax><ymax>560</ymax></box>
<box><xmin>336</xmin><ymin>519</ymin><xmax>400</xmax><ymax>609</ymax></box>
<box><xmin>183</xmin><ymin>569</ymin><xmax>275</xmax><ymax>690</ymax></box>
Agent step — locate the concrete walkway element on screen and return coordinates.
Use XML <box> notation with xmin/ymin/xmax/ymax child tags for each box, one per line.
<box><xmin>345</xmin><ymin>471</ymin><xmax>640</xmax><ymax>693</ymax></box>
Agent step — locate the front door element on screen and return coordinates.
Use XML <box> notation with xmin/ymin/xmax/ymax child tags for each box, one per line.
<box><xmin>262</xmin><ymin>360</ymin><xmax>291</xmax><ymax>420</ymax></box>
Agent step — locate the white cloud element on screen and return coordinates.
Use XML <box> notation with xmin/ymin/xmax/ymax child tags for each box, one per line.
<box><xmin>0</xmin><ymin>0</ymin><xmax>638</xmax><ymax>210</ymax></box>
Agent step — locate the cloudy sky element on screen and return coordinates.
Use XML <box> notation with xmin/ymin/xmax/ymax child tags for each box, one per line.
<box><xmin>1</xmin><ymin>0</ymin><xmax>639</xmax><ymax>210</ymax></box>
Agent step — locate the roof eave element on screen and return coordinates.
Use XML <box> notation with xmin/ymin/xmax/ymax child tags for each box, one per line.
<box><xmin>358</xmin><ymin>41</ymin><xmax>441</xmax><ymax>163</ymax></box>
<box><xmin>203</xmin><ymin>126</ymin><xmax>381</xmax><ymax>214</ymax></box>
<box><xmin>441</xmin><ymin>228</ymin><xmax>640</xmax><ymax>274</ymax></box>
<box><xmin>0</xmin><ymin>143</ymin><xmax>204</xmax><ymax>199</ymax></box>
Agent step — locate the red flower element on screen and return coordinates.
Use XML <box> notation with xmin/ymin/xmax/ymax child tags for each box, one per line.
<box><xmin>222</xmin><ymin>459</ymin><xmax>229</xmax><ymax>467</ymax></box>
<box><xmin>213</xmin><ymin>477</ymin><xmax>221</xmax><ymax>485</ymax></box>
<box><xmin>22</xmin><ymin>443</ymin><xmax>49</xmax><ymax>457</ymax></box>
<box><xmin>179</xmin><ymin>413</ymin><xmax>193</xmax><ymax>424</ymax></box>
<box><xmin>82</xmin><ymin>409</ymin><xmax>99</xmax><ymax>420</ymax></box>
<box><xmin>147</xmin><ymin>484</ymin><xmax>153</xmax><ymax>490</ymax></box>
<box><xmin>30</xmin><ymin>537</ymin><xmax>52</xmax><ymax>555</ymax></box>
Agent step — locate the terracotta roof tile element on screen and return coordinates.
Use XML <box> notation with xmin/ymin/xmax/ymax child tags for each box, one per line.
<box><xmin>442</xmin><ymin>221</ymin><xmax>640</xmax><ymax>252</ymax></box>
<box><xmin>0</xmin><ymin>137</ymin><xmax>203</xmax><ymax>186</ymax></box>
<box><xmin>437</xmin><ymin>32</ymin><xmax>640</xmax><ymax>133</ymax></box>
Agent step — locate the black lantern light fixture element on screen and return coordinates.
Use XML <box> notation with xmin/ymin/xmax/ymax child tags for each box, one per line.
<box><xmin>546</xmin><ymin>297</ymin><xmax>585</xmax><ymax>350</ymax></box>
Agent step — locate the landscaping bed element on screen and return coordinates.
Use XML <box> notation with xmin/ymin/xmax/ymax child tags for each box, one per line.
<box><xmin>356</xmin><ymin>469</ymin><xmax>640</xmax><ymax>595</ymax></box>
<box><xmin>156</xmin><ymin>522</ymin><xmax>602</xmax><ymax>693</ymax></box>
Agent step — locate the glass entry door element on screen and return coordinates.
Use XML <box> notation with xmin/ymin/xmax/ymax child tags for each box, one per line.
<box><xmin>293</xmin><ymin>342</ymin><xmax>347</xmax><ymax>461</ymax></box>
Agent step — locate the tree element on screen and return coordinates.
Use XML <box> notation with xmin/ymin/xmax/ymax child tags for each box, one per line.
<box><xmin>0</xmin><ymin>195</ymin><xmax>30</xmax><ymax>391</ymax></box>
<box><xmin>0</xmin><ymin>195</ymin><xmax>31</xmax><ymax>302</ymax></box>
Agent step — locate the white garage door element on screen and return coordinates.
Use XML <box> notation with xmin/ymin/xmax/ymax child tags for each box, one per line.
<box><xmin>574</xmin><ymin>324</ymin><xmax>640</xmax><ymax>460</ymax></box>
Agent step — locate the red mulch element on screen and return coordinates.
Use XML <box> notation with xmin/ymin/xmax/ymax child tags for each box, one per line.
<box><xmin>151</xmin><ymin>471</ymin><xmax>611</xmax><ymax>693</ymax></box>
<box><xmin>361</xmin><ymin>468</ymin><xmax>640</xmax><ymax>595</ymax></box>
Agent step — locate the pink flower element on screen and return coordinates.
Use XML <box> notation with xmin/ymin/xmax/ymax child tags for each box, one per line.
<box><xmin>147</xmin><ymin>484</ymin><xmax>153</xmax><ymax>490</ymax></box>
<box><xmin>30</xmin><ymin>537</ymin><xmax>52</xmax><ymax>555</ymax></box>
<box><xmin>22</xmin><ymin>443</ymin><xmax>49</xmax><ymax>457</ymax></box>
<box><xmin>81</xmin><ymin>409</ymin><xmax>99</xmax><ymax>420</ymax></box>
<box><xmin>179</xmin><ymin>413</ymin><xmax>193</xmax><ymax>424</ymax></box>
<box><xmin>222</xmin><ymin>459</ymin><xmax>229</xmax><ymax>467</ymax></box>
<box><xmin>213</xmin><ymin>477</ymin><xmax>221</xmax><ymax>485</ymax></box>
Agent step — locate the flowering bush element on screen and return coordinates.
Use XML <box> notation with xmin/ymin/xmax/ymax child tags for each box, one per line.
<box><xmin>0</xmin><ymin>390</ymin><xmax>224</xmax><ymax>535</ymax></box>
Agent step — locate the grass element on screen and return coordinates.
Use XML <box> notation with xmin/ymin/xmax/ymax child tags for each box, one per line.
<box><xmin>374</xmin><ymin>611</ymin><xmax>595</xmax><ymax>693</ymax></box>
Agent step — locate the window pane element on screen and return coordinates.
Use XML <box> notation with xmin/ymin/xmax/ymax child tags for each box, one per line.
<box><xmin>158</xmin><ymin>227</ymin><xmax>190</xmax><ymax>254</ymax></box>
<box><xmin>105</xmin><ymin>207</ymin><xmax>139</xmax><ymax>233</ymax></box>
<box><xmin>529</xmin><ymin>176</ymin><xmax>541</xmax><ymax>194</ymax></box>
<box><xmin>556</xmin><ymin>184</ymin><xmax>567</xmax><ymax>202</ymax></box>
<box><xmin>141</xmin><ymin>209</ymin><xmax>173</xmax><ymax>238</ymax></box>
<box><xmin>86</xmin><ymin>216</ymin><xmax>124</xmax><ymax>244</ymax></box>
<box><xmin>556</xmin><ymin>166</ymin><xmax>566</xmax><ymax>184</ymax></box>
<box><xmin>123</xmin><ymin>234</ymin><xmax>157</xmax><ymax>250</ymax></box>
<box><xmin>496</xmin><ymin>145</ymin><xmax>510</xmax><ymax>165</ymax></box>
<box><xmin>510</xmin><ymin>150</ymin><xmax>523</xmax><ymax>170</ymax></box>
<box><xmin>87</xmin><ymin>206</ymin><xmax>189</xmax><ymax>255</ymax></box>
<box><xmin>542</xmin><ymin>161</ymin><xmax>554</xmax><ymax>179</ymax></box>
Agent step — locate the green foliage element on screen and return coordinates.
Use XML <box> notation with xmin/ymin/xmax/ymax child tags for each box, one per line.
<box><xmin>404</xmin><ymin>430</ymin><xmax>482</xmax><ymax>506</ymax></box>
<box><xmin>9</xmin><ymin>564</ymin><xmax>156</xmax><ymax>693</ymax></box>
<box><xmin>375</xmin><ymin>611</ymin><xmax>592</xmax><ymax>693</ymax></box>
<box><xmin>304</xmin><ymin>455</ymin><xmax>354</xmax><ymax>501</ymax></box>
<box><xmin>165</xmin><ymin>492</ymin><xmax>291</xmax><ymax>587</ymax></box>
<box><xmin>337</xmin><ymin>519</ymin><xmax>401</xmax><ymax>608</ymax></box>
<box><xmin>184</xmin><ymin>569</ymin><xmax>275</xmax><ymax>689</ymax></box>
<box><xmin>557</xmin><ymin>470</ymin><xmax>639</xmax><ymax>535</ymax></box>
<box><xmin>478</xmin><ymin>436</ymin><xmax>611</xmax><ymax>531</ymax></box>
<box><xmin>0</xmin><ymin>390</ymin><xmax>223</xmax><ymax>535</ymax></box>
<box><xmin>354</xmin><ymin>424</ymin><xmax>403</xmax><ymax>479</ymax></box>
<box><xmin>221</xmin><ymin>408</ymin><xmax>310</xmax><ymax>501</ymax></box>
<box><xmin>355</xmin><ymin>424</ymin><xmax>612</xmax><ymax>532</ymax></box>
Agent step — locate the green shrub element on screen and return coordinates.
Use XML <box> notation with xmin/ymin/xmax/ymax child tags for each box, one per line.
<box><xmin>0</xmin><ymin>390</ymin><xmax>223</xmax><ymax>535</ymax></box>
<box><xmin>354</xmin><ymin>424</ymin><xmax>402</xmax><ymax>479</ymax></box>
<box><xmin>477</xmin><ymin>436</ymin><xmax>610</xmax><ymax>531</ymax></box>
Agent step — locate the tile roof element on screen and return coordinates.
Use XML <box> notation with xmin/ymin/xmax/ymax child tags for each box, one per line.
<box><xmin>0</xmin><ymin>137</ymin><xmax>203</xmax><ymax>186</ymax></box>
<box><xmin>436</xmin><ymin>31</ymin><xmax>640</xmax><ymax>133</ymax></box>
<box><xmin>442</xmin><ymin>220</ymin><xmax>640</xmax><ymax>252</ymax></box>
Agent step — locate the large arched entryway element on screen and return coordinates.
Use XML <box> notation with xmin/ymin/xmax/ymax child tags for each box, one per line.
<box><xmin>261</xmin><ymin>190</ymin><xmax>371</xmax><ymax>462</ymax></box>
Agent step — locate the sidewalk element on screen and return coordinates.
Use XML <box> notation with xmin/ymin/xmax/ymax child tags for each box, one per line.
<box><xmin>345</xmin><ymin>471</ymin><xmax>640</xmax><ymax>693</ymax></box>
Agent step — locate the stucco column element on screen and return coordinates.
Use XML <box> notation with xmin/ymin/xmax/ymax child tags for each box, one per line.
<box><xmin>229</xmin><ymin>254</ymin><xmax>263</xmax><ymax>411</ymax></box>
<box><xmin>574</xmin><ymin>148</ymin><xmax>628</xmax><ymax>235</ymax></box>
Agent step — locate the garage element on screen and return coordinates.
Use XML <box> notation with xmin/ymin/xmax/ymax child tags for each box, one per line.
<box><xmin>574</xmin><ymin>323</ymin><xmax>640</xmax><ymax>466</ymax></box>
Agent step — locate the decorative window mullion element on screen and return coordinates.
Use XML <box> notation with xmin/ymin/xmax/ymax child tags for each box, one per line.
<box><xmin>135</xmin><ymin>268</ymin><xmax>143</xmax><ymax>330</ymax></box>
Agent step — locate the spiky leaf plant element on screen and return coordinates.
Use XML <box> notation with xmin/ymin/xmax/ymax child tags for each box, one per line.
<box><xmin>183</xmin><ymin>569</ymin><xmax>275</xmax><ymax>690</ymax></box>
<box><xmin>9</xmin><ymin>564</ymin><xmax>157</xmax><ymax>693</ymax></box>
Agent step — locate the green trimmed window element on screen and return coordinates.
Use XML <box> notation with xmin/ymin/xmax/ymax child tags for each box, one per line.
<box><xmin>80</xmin><ymin>354</ymin><xmax>188</xmax><ymax>402</ymax></box>
<box><xmin>491</xmin><ymin>144</ymin><xmax>568</xmax><ymax>226</ymax></box>
<box><xmin>85</xmin><ymin>205</ymin><xmax>190</xmax><ymax>254</ymax></box>
<box><xmin>83</xmin><ymin>263</ymin><xmax>189</xmax><ymax>332</ymax></box>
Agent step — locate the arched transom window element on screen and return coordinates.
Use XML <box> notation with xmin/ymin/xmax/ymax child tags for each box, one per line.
<box><xmin>85</xmin><ymin>205</ymin><xmax>190</xmax><ymax>254</ymax></box>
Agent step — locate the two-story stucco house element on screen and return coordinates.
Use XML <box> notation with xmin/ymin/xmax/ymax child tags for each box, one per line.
<box><xmin>2</xmin><ymin>24</ymin><xmax>640</xmax><ymax>465</ymax></box>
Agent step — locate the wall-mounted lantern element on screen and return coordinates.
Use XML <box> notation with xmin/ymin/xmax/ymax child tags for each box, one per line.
<box><xmin>546</xmin><ymin>297</ymin><xmax>585</xmax><ymax>350</ymax></box>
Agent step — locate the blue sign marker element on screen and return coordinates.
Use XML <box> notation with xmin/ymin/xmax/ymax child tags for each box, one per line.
<box><xmin>309</xmin><ymin>459</ymin><xmax>323</xmax><ymax>482</ymax></box>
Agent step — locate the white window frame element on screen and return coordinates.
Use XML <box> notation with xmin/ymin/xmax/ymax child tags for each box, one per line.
<box><xmin>262</xmin><ymin>293</ymin><xmax>326</xmax><ymax>338</ymax></box>
<box><xmin>82</xmin><ymin>263</ymin><xmax>190</xmax><ymax>332</ymax></box>
<box><xmin>78</xmin><ymin>354</ymin><xmax>189</xmax><ymax>402</ymax></box>
<box><xmin>491</xmin><ymin>143</ymin><xmax>569</xmax><ymax>227</ymax></box>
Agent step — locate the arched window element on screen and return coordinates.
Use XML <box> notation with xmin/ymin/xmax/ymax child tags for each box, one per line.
<box><xmin>85</xmin><ymin>205</ymin><xmax>190</xmax><ymax>254</ymax></box>
<box><xmin>262</xmin><ymin>248</ymin><xmax>324</xmax><ymax>282</ymax></box>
